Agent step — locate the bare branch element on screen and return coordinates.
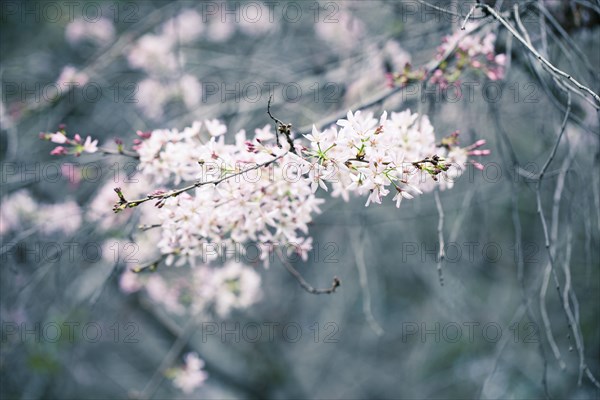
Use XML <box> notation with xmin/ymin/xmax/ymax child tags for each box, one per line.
<box><xmin>276</xmin><ymin>248</ymin><xmax>340</xmax><ymax>295</ymax></box>
<box><xmin>434</xmin><ymin>189</ymin><xmax>445</xmax><ymax>287</ymax></box>
<box><xmin>349</xmin><ymin>227</ymin><xmax>384</xmax><ymax>336</ymax></box>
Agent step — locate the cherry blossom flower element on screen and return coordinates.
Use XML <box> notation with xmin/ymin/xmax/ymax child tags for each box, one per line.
<box><xmin>199</xmin><ymin>261</ymin><xmax>262</xmax><ymax>317</ymax></box>
<box><xmin>82</xmin><ymin>136</ymin><xmax>98</xmax><ymax>154</ymax></box>
<box><xmin>171</xmin><ymin>353</ymin><xmax>208</xmax><ymax>394</ymax></box>
<box><xmin>65</xmin><ymin>17</ymin><xmax>115</xmax><ymax>47</ymax></box>
<box><xmin>162</xmin><ymin>9</ymin><xmax>204</xmax><ymax>44</ymax></box>
<box><xmin>56</xmin><ymin>65</ymin><xmax>89</xmax><ymax>87</ymax></box>
<box><xmin>116</xmin><ymin>267</ymin><xmax>141</xmax><ymax>293</ymax></box>
<box><xmin>315</xmin><ymin>8</ymin><xmax>365</xmax><ymax>51</ymax></box>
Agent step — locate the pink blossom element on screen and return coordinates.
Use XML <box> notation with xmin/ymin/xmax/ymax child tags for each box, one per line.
<box><xmin>172</xmin><ymin>352</ymin><xmax>208</xmax><ymax>394</ymax></box>
<box><xmin>50</xmin><ymin>146</ymin><xmax>67</xmax><ymax>155</ymax></box>
<box><xmin>119</xmin><ymin>270</ymin><xmax>142</xmax><ymax>294</ymax></box>
<box><xmin>56</xmin><ymin>65</ymin><xmax>89</xmax><ymax>87</ymax></box>
<box><xmin>66</xmin><ymin>17</ymin><xmax>115</xmax><ymax>47</ymax></box>
<box><xmin>82</xmin><ymin>136</ymin><xmax>98</xmax><ymax>153</ymax></box>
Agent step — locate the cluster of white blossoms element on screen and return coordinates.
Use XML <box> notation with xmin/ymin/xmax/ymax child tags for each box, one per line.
<box><xmin>126</xmin><ymin>6</ymin><xmax>279</xmax><ymax>120</ymax></box>
<box><xmin>126</xmin><ymin>11</ymin><xmax>204</xmax><ymax>119</ymax></box>
<box><xmin>0</xmin><ymin>190</ymin><xmax>82</xmax><ymax>236</ymax></box>
<box><xmin>435</xmin><ymin>22</ymin><xmax>506</xmax><ymax>82</ymax></box>
<box><xmin>135</xmin><ymin>119</ymin><xmax>323</xmax><ymax>266</ymax></box>
<box><xmin>298</xmin><ymin>109</ymin><xmax>487</xmax><ymax>207</ymax></box>
<box><xmin>120</xmin><ymin>260</ymin><xmax>262</xmax><ymax>318</ymax></box>
<box><xmin>127</xmin><ymin>109</ymin><xmax>488</xmax><ymax>268</ymax></box>
<box><xmin>440</xmin><ymin>22</ymin><xmax>497</xmax><ymax>58</ymax></box>
<box><xmin>390</xmin><ymin>22</ymin><xmax>506</xmax><ymax>88</ymax></box>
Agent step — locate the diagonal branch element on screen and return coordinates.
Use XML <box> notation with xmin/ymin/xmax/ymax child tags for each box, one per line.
<box><xmin>276</xmin><ymin>248</ymin><xmax>340</xmax><ymax>295</ymax></box>
<box><xmin>113</xmin><ymin>152</ymin><xmax>287</xmax><ymax>212</ymax></box>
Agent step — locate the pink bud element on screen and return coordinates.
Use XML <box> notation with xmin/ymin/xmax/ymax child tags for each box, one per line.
<box><xmin>486</xmin><ymin>70</ymin><xmax>498</xmax><ymax>81</ymax></box>
<box><xmin>468</xmin><ymin>149</ymin><xmax>491</xmax><ymax>156</ymax></box>
<box><xmin>384</xmin><ymin>73</ymin><xmax>395</xmax><ymax>88</ymax></box>
<box><xmin>74</xmin><ymin>134</ymin><xmax>82</xmax><ymax>143</ymax></box>
<box><xmin>50</xmin><ymin>146</ymin><xmax>67</xmax><ymax>156</ymax></box>
<box><xmin>136</xmin><ymin>130</ymin><xmax>152</xmax><ymax>139</ymax></box>
<box><xmin>471</xmin><ymin>161</ymin><xmax>484</xmax><ymax>170</ymax></box>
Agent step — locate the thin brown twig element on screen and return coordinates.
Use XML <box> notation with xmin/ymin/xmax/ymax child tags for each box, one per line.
<box><xmin>275</xmin><ymin>248</ymin><xmax>340</xmax><ymax>295</ymax></box>
<box><xmin>416</xmin><ymin>0</ymin><xmax>489</xmax><ymax>19</ymax></box>
<box><xmin>267</xmin><ymin>95</ymin><xmax>297</xmax><ymax>154</ymax></box>
<box><xmin>99</xmin><ymin>146</ymin><xmax>140</xmax><ymax>159</ymax></box>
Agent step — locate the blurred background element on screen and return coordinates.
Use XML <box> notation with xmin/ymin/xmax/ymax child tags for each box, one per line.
<box><xmin>1</xmin><ymin>0</ymin><xmax>599</xmax><ymax>399</ymax></box>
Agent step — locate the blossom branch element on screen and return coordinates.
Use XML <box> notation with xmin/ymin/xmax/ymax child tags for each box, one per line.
<box><xmin>132</xmin><ymin>254</ymin><xmax>169</xmax><ymax>273</ymax></box>
<box><xmin>299</xmin><ymin>18</ymin><xmax>490</xmax><ymax>135</ymax></box>
<box><xmin>469</xmin><ymin>3</ymin><xmax>600</xmax><ymax>108</ymax></box>
<box><xmin>113</xmin><ymin>152</ymin><xmax>287</xmax><ymax>212</ymax></box>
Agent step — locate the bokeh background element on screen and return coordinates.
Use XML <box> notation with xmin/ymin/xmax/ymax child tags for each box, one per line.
<box><xmin>1</xmin><ymin>0</ymin><xmax>599</xmax><ymax>399</ymax></box>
